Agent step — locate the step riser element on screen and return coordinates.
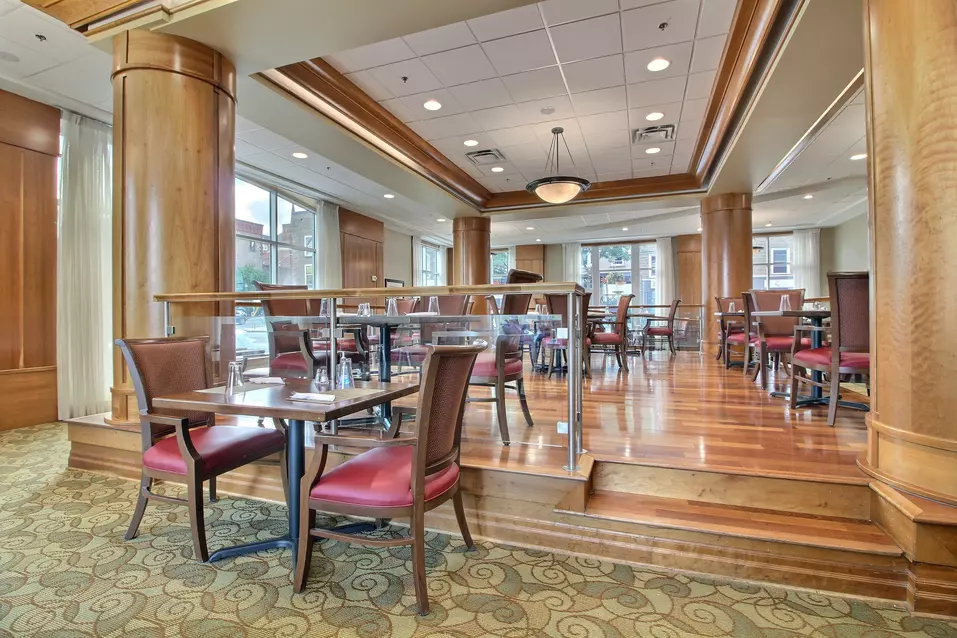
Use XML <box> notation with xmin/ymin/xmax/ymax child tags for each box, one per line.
<box><xmin>593</xmin><ymin>462</ymin><xmax>871</xmax><ymax>520</ymax></box>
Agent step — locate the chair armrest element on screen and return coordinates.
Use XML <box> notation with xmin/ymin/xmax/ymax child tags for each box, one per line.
<box><xmin>146</xmin><ymin>414</ymin><xmax>190</xmax><ymax>428</ymax></box>
<box><xmin>314</xmin><ymin>434</ymin><xmax>416</xmax><ymax>448</ymax></box>
<box><xmin>793</xmin><ymin>325</ymin><xmax>827</xmax><ymax>332</ymax></box>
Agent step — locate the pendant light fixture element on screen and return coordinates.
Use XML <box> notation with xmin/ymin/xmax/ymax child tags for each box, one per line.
<box><xmin>526</xmin><ymin>127</ymin><xmax>591</xmax><ymax>204</ymax></box>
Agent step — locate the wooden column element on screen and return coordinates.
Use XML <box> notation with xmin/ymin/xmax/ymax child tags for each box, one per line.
<box><xmin>700</xmin><ymin>194</ymin><xmax>752</xmax><ymax>354</ymax></box>
<box><xmin>452</xmin><ymin>217</ymin><xmax>490</xmax><ymax>285</ymax></box>
<box><xmin>859</xmin><ymin>0</ymin><xmax>957</xmax><ymax>506</ymax></box>
<box><xmin>109</xmin><ymin>30</ymin><xmax>236</xmax><ymax>423</ymax></box>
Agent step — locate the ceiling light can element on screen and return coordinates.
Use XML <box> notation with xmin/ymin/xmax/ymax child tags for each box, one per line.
<box><xmin>423</xmin><ymin>99</ymin><xmax>442</xmax><ymax>111</ymax></box>
<box><xmin>647</xmin><ymin>57</ymin><xmax>671</xmax><ymax>72</ymax></box>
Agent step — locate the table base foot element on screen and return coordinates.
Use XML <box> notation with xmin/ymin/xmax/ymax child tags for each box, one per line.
<box><xmin>207</xmin><ymin>537</ymin><xmax>294</xmax><ymax>563</ymax></box>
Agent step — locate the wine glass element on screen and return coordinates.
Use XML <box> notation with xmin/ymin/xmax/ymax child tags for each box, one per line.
<box><xmin>319</xmin><ymin>298</ymin><xmax>329</xmax><ymax>317</ymax></box>
<box><xmin>779</xmin><ymin>295</ymin><xmax>792</xmax><ymax>312</ymax></box>
<box><xmin>428</xmin><ymin>296</ymin><xmax>440</xmax><ymax>314</ymax></box>
<box><xmin>358</xmin><ymin>302</ymin><xmax>371</xmax><ymax>316</ymax></box>
<box><xmin>728</xmin><ymin>301</ymin><xmax>736</xmax><ymax>313</ymax></box>
<box><xmin>386</xmin><ymin>297</ymin><xmax>398</xmax><ymax>316</ymax></box>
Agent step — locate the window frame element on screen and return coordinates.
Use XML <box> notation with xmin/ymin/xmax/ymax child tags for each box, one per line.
<box><xmin>420</xmin><ymin>242</ymin><xmax>442</xmax><ymax>287</ymax></box>
<box><xmin>580</xmin><ymin>241</ymin><xmax>657</xmax><ymax>306</ymax></box>
<box><xmin>752</xmin><ymin>233</ymin><xmax>794</xmax><ymax>290</ymax></box>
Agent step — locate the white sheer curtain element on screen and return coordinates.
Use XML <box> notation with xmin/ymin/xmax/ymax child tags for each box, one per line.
<box><xmin>315</xmin><ymin>201</ymin><xmax>342</xmax><ymax>289</ymax></box>
<box><xmin>411</xmin><ymin>236</ymin><xmax>423</xmax><ymax>285</ymax></box>
<box><xmin>655</xmin><ymin>237</ymin><xmax>676</xmax><ymax>306</ymax></box>
<box><xmin>563</xmin><ymin>242</ymin><xmax>582</xmax><ymax>282</ymax></box>
<box><xmin>437</xmin><ymin>246</ymin><xmax>448</xmax><ymax>285</ymax></box>
<box><xmin>507</xmin><ymin>245</ymin><xmax>517</xmax><ymax>271</ymax></box>
<box><xmin>57</xmin><ymin>113</ymin><xmax>113</xmax><ymax>419</ymax></box>
<box><xmin>792</xmin><ymin>229</ymin><xmax>821</xmax><ymax>298</ymax></box>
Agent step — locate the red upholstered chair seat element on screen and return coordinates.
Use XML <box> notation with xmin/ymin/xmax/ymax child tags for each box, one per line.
<box><xmin>308</xmin><ymin>446</ymin><xmax>458</xmax><ymax>508</ymax></box>
<box><xmin>726</xmin><ymin>333</ymin><xmax>758</xmax><ymax>345</ymax></box>
<box><xmin>271</xmin><ymin>352</ymin><xmax>310</xmax><ymax>372</ymax></box>
<box><xmin>793</xmin><ymin>347</ymin><xmax>870</xmax><ymax>370</ymax></box>
<box><xmin>646</xmin><ymin>327</ymin><xmax>672</xmax><ymax>336</ymax></box>
<box><xmin>543</xmin><ymin>336</ymin><xmax>567</xmax><ymax>346</ymax></box>
<box><xmin>592</xmin><ymin>332</ymin><xmax>622</xmax><ymax>345</ymax></box>
<box><xmin>314</xmin><ymin>338</ymin><xmax>358</xmax><ymax>351</ymax></box>
<box><xmin>470</xmin><ymin>352</ymin><xmax>523</xmax><ymax>377</ymax></box>
<box><xmin>143</xmin><ymin>426</ymin><xmax>285</xmax><ymax>475</ymax></box>
<box><xmin>762</xmin><ymin>336</ymin><xmax>796</xmax><ymax>351</ymax></box>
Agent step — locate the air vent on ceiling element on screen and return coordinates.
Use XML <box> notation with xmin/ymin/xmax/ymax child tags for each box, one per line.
<box><xmin>632</xmin><ymin>124</ymin><xmax>676</xmax><ymax>144</ymax></box>
<box><xmin>465</xmin><ymin>148</ymin><xmax>507</xmax><ymax>166</ymax></box>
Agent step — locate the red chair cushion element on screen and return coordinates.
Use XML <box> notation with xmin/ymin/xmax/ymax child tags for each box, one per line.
<box><xmin>271</xmin><ymin>352</ymin><xmax>309</xmax><ymax>372</ymax></box>
<box><xmin>543</xmin><ymin>336</ymin><xmax>567</xmax><ymax>346</ymax></box>
<box><xmin>592</xmin><ymin>332</ymin><xmax>622</xmax><ymax>345</ymax></box>
<box><xmin>143</xmin><ymin>426</ymin><xmax>285</xmax><ymax>475</ymax></box>
<box><xmin>645</xmin><ymin>327</ymin><xmax>672</xmax><ymax>336</ymax></box>
<box><xmin>762</xmin><ymin>336</ymin><xmax>795</xmax><ymax>351</ymax></box>
<box><xmin>309</xmin><ymin>446</ymin><xmax>458</xmax><ymax>508</ymax></box>
<box><xmin>314</xmin><ymin>338</ymin><xmax>358</xmax><ymax>351</ymax></box>
<box><xmin>793</xmin><ymin>347</ymin><xmax>870</xmax><ymax>370</ymax></box>
<box><xmin>726</xmin><ymin>333</ymin><xmax>758</xmax><ymax>345</ymax></box>
<box><xmin>470</xmin><ymin>353</ymin><xmax>523</xmax><ymax>377</ymax></box>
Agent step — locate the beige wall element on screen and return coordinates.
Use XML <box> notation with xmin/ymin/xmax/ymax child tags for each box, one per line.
<box><xmin>383</xmin><ymin>227</ymin><xmax>413</xmax><ymax>285</ymax></box>
<box><xmin>544</xmin><ymin>244</ymin><xmax>564</xmax><ymax>281</ymax></box>
<box><xmin>819</xmin><ymin>212</ymin><xmax>870</xmax><ymax>292</ymax></box>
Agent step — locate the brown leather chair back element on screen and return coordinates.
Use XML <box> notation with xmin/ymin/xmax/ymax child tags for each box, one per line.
<box><xmin>828</xmin><ymin>272</ymin><xmax>869</xmax><ymax>353</ymax></box>
<box><xmin>750</xmin><ymin>289</ymin><xmax>805</xmax><ymax>336</ymax></box>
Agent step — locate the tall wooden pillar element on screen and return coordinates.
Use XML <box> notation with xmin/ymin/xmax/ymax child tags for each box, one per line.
<box><xmin>109</xmin><ymin>30</ymin><xmax>236</xmax><ymax>423</ymax></box>
<box><xmin>700</xmin><ymin>194</ymin><xmax>752</xmax><ymax>354</ymax></box>
<box><xmin>452</xmin><ymin>217</ymin><xmax>490</xmax><ymax>285</ymax></box>
<box><xmin>859</xmin><ymin>0</ymin><xmax>957</xmax><ymax>506</ymax></box>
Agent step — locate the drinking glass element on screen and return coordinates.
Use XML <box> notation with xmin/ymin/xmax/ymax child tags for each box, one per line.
<box><xmin>319</xmin><ymin>298</ymin><xmax>329</xmax><ymax>317</ymax></box>
<box><xmin>358</xmin><ymin>302</ymin><xmax>371</xmax><ymax>316</ymax></box>
<box><xmin>225</xmin><ymin>361</ymin><xmax>245</xmax><ymax>396</ymax></box>
<box><xmin>337</xmin><ymin>353</ymin><xmax>354</xmax><ymax>389</ymax></box>
<box><xmin>386</xmin><ymin>297</ymin><xmax>398</xmax><ymax>316</ymax></box>
<box><xmin>428</xmin><ymin>296</ymin><xmax>440</xmax><ymax>314</ymax></box>
<box><xmin>728</xmin><ymin>301</ymin><xmax>736</xmax><ymax>313</ymax></box>
<box><xmin>315</xmin><ymin>366</ymin><xmax>329</xmax><ymax>390</ymax></box>
<box><xmin>780</xmin><ymin>295</ymin><xmax>792</xmax><ymax>312</ymax></box>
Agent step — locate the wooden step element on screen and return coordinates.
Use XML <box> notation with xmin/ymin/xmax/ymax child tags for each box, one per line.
<box><xmin>566</xmin><ymin>490</ymin><xmax>902</xmax><ymax>556</ymax></box>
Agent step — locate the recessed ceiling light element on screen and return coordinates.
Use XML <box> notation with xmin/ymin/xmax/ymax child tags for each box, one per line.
<box><xmin>622</xmin><ymin>227</ymin><xmax>629</xmax><ymax>231</ymax></box>
<box><xmin>383</xmin><ymin>193</ymin><xmax>395</xmax><ymax>199</ymax></box>
<box><xmin>697</xmin><ymin>227</ymin><xmax>702</xmax><ymax>232</ymax></box>
<box><xmin>437</xmin><ymin>218</ymin><xmax>447</xmax><ymax>222</ymax></box>
<box><xmin>765</xmin><ymin>222</ymin><xmax>773</xmax><ymax>227</ymax></box>
<box><xmin>535</xmin><ymin>238</ymin><xmax>542</xmax><ymax>242</ymax></box>
<box><xmin>423</xmin><ymin>99</ymin><xmax>442</xmax><ymax>111</ymax></box>
<box><xmin>803</xmin><ymin>194</ymin><xmax>813</xmax><ymax>200</ymax></box>
<box><xmin>491</xmin><ymin>166</ymin><xmax>504</xmax><ymax>173</ymax></box>
<box><xmin>645</xmin><ymin>147</ymin><xmax>661</xmax><ymax>154</ymax></box>
<box><xmin>850</xmin><ymin>153</ymin><xmax>867</xmax><ymax>161</ymax></box>
<box><xmin>0</xmin><ymin>51</ymin><xmax>20</xmax><ymax>63</ymax></box>
<box><xmin>647</xmin><ymin>57</ymin><xmax>671</xmax><ymax>72</ymax></box>
<box><xmin>646</xmin><ymin>112</ymin><xmax>665</xmax><ymax>121</ymax></box>
<box><xmin>292</xmin><ymin>152</ymin><xmax>308</xmax><ymax>159</ymax></box>
<box><xmin>463</xmin><ymin>139</ymin><xmax>479</xmax><ymax>147</ymax></box>
<box><xmin>526</xmin><ymin>226</ymin><xmax>535</xmax><ymax>230</ymax></box>
<box><xmin>540</xmin><ymin>106</ymin><xmax>555</xmax><ymax>115</ymax></box>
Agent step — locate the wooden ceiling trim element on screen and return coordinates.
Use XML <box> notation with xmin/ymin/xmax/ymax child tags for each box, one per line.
<box><xmin>484</xmin><ymin>173</ymin><xmax>701</xmax><ymax>210</ymax></box>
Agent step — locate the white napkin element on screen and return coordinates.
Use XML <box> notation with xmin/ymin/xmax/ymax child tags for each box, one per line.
<box><xmin>246</xmin><ymin>377</ymin><xmax>284</xmax><ymax>384</ymax></box>
<box><xmin>289</xmin><ymin>392</ymin><xmax>337</xmax><ymax>404</ymax></box>
<box><xmin>407</xmin><ymin>311</ymin><xmax>438</xmax><ymax>316</ymax></box>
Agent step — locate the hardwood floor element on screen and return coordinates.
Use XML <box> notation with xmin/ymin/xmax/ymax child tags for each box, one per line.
<box><xmin>450</xmin><ymin>349</ymin><xmax>870</xmax><ymax>482</ymax></box>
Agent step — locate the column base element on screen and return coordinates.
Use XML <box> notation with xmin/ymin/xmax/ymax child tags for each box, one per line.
<box><xmin>107</xmin><ymin>385</ymin><xmax>139</xmax><ymax>425</ymax></box>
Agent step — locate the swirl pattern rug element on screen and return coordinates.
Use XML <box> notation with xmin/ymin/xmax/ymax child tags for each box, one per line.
<box><xmin>1</xmin><ymin>424</ymin><xmax>955</xmax><ymax>637</ymax></box>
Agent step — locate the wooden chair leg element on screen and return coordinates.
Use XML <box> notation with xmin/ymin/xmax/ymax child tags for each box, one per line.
<box><xmin>411</xmin><ymin>505</ymin><xmax>429</xmax><ymax>615</ymax></box>
<box><xmin>547</xmin><ymin>348</ymin><xmax>555</xmax><ymax>378</ymax></box>
<box><xmin>125</xmin><ymin>474</ymin><xmax>151</xmax><ymax>541</ymax></box>
<box><xmin>208</xmin><ymin>477</ymin><xmax>217</xmax><ymax>503</ymax></box>
<box><xmin>789</xmin><ymin>366</ymin><xmax>801</xmax><ymax>409</ymax></box>
<box><xmin>516</xmin><ymin>378</ymin><xmax>533</xmax><ymax>427</ymax></box>
<box><xmin>641</xmin><ymin>331</ymin><xmax>648</xmax><ymax>357</ymax></box>
<box><xmin>452</xmin><ymin>490</ymin><xmax>474</xmax><ymax>549</ymax></box>
<box><xmin>495</xmin><ymin>379</ymin><xmax>510</xmax><ymax>446</ymax></box>
<box><xmin>620</xmin><ymin>344</ymin><xmax>629</xmax><ymax>372</ymax></box>
<box><xmin>186</xmin><ymin>481</ymin><xmax>209</xmax><ymax>562</ymax></box>
<box><xmin>668</xmin><ymin>335</ymin><xmax>676</xmax><ymax>355</ymax></box>
<box><xmin>743</xmin><ymin>344</ymin><xmax>752</xmax><ymax>377</ymax></box>
<box><xmin>293</xmin><ymin>508</ymin><xmax>315</xmax><ymax>593</ymax></box>
<box><xmin>827</xmin><ymin>371</ymin><xmax>841</xmax><ymax>426</ymax></box>
<box><xmin>715</xmin><ymin>342</ymin><xmax>723</xmax><ymax>361</ymax></box>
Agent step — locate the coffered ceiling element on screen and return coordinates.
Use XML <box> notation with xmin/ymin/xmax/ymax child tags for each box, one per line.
<box><xmin>323</xmin><ymin>0</ymin><xmax>737</xmax><ymax>192</ymax></box>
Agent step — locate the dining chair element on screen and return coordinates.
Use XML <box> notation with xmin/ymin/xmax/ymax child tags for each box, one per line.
<box><xmin>468</xmin><ymin>322</ymin><xmax>532</xmax><ymax>445</ymax></box>
<box><xmin>715</xmin><ymin>296</ymin><xmax>744</xmax><ymax>366</ymax></box>
<box><xmin>640</xmin><ymin>299</ymin><xmax>681</xmax><ymax>356</ymax></box>
<box><xmin>116</xmin><ymin>336</ymin><xmax>287</xmax><ymax>562</ymax></box>
<box><xmin>542</xmin><ymin>292</ymin><xmax>591</xmax><ymax>377</ymax></box>
<box><xmin>392</xmin><ymin>294</ymin><xmax>470</xmax><ymax>370</ymax></box>
<box><xmin>293</xmin><ymin>343</ymin><xmax>485</xmax><ymax>614</ymax></box>
<box><xmin>590</xmin><ymin>294</ymin><xmax>634</xmax><ymax>372</ymax></box>
<box><xmin>790</xmin><ymin>272</ymin><xmax>870</xmax><ymax>425</ymax></box>
<box><xmin>746</xmin><ymin>289</ymin><xmax>806</xmax><ymax>389</ymax></box>
<box><xmin>395</xmin><ymin>297</ymin><xmax>421</xmax><ymax>315</ymax></box>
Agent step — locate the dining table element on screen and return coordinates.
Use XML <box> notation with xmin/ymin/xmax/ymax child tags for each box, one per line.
<box><xmin>751</xmin><ymin>309</ymin><xmax>830</xmax><ymax>405</ymax></box>
<box><xmin>152</xmin><ymin>379</ymin><xmax>419</xmax><ymax>575</ymax></box>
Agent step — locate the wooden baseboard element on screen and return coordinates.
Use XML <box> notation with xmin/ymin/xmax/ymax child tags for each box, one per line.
<box><xmin>0</xmin><ymin>367</ymin><xmax>57</xmax><ymax>431</ymax></box>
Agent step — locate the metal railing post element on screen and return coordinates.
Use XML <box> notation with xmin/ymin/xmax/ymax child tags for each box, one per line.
<box><xmin>564</xmin><ymin>291</ymin><xmax>580</xmax><ymax>472</ymax></box>
<box><xmin>329</xmin><ymin>297</ymin><xmax>338</xmax><ymax>435</ymax></box>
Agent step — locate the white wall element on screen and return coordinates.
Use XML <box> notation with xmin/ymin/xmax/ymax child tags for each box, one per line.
<box><xmin>819</xmin><ymin>212</ymin><xmax>870</xmax><ymax>291</ymax></box>
<box><xmin>544</xmin><ymin>244</ymin><xmax>564</xmax><ymax>281</ymax></box>
<box><xmin>383</xmin><ymin>227</ymin><xmax>413</xmax><ymax>286</ymax></box>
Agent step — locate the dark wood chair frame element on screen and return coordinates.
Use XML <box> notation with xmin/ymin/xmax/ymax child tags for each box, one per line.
<box><xmin>468</xmin><ymin>331</ymin><xmax>533</xmax><ymax>446</ymax></box>
<box><xmin>117</xmin><ymin>336</ymin><xmax>288</xmax><ymax>562</ymax></box>
<box><xmin>590</xmin><ymin>294</ymin><xmax>635</xmax><ymax>372</ymax></box>
<box><xmin>789</xmin><ymin>272</ymin><xmax>870</xmax><ymax>425</ymax></box>
<box><xmin>747</xmin><ymin>289</ymin><xmax>805</xmax><ymax>389</ymax></box>
<box><xmin>640</xmin><ymin>299</ymin><xmax>681</xmax><ymax>356</ymax></box>
<box><xmin>293</xmin><ymin>343</ymin><xmax>485</xmax><ymax>615</ymax></box>
<box><xmin>715</xmin><ymin>296</ymin><xmax>744</xmax><ymax>367</ymax></box>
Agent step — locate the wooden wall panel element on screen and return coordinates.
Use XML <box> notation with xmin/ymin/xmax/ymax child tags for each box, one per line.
<box><xmin>0</xmin><ymin>90</ymin><xmax>59</xmax><ymax>155</ymax></box>
<box><xmin>21</xmin><ymin>150</ymin><xmax>58</xmax><ymax>368</ymax></box>
<box><xmin>339</xmin><ymin>207</ymin><xmax>384</xmax><ymax>298</ymax></box>
<box><xmin>676</xmin><ymin>234</ymin><xmax>703</xmax><ymax>309</ymax></box>
<box><xmin>0</xmin><ymin>143</ymin><xmax>22</xmax><ymax>371</ymax></box>
<box><xmin>0</xmin><ymin>367</ymin><xmax>57</xmax><ymax>431</ymax></box>
<box><xmin>515</xmin><ymin>244</ymin><xmax>545</xmax><ymax>277</ymax></box>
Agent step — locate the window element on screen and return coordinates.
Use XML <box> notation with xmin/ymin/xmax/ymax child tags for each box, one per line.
<box><xmin>491</xmin><ymin>251</ymin><xmax>509</xmax><ymax>284</ymax></box>
<box><xmin>752</xmin><ymin>235</ymin><xmax>794</xmax><ymax>290</ymax></box>
<box><xmin>421</xmin><ymin>243</ymin><xmax>441</xmax><ymax>286</ymax></box>
<box><xmin>579</xmin><ymin>243</ymin><xmax>657</xmax><ymax>306</ymax></box>
<box><xmin>234</xmin><ymin>178</ymin><xmax>318</xmax><ymax>291</ymax></box>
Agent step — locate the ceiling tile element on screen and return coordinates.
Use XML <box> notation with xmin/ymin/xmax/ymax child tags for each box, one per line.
<box><xmin>423</xmin><ymin>132</ymin><xmax>492</xmax><ymax>156</ymax></box>
<box><xmin>684</xmin><ymin>69</ymin><xmax>716</xmax><ymax>100</ymax></box>
<box><xmin>563</xmin><ymin>54</ymin><xmax>625</xmax><ymax>93</ymax></box>
<box><xmin>26</xmin><ymin>51</ymin><xmax>112</xmax><ymax>105</ymax></box>
<box><xmin>238</xmin><ymin>127</ymin><xmax>296</xmax><ymax>151</ymax></box>
<box><xmin>325</xmin><ymin>37</ymin><xmax>416</xmax><ymax>73</ymax></box>
<box><xmin>345</xmin><ymin>70</ymin><xmax>394</xmax><ymax>101</ymax></box>
<box><xmin>671</xmin><ymin>153</ymin><xmax>692</xmax><ymax>173</ymax></box>
<box><xmin>674</xmin><ymin>138</ymin><xmax>697</xmax><ymax>157</ymax></box>
<box><xmin>549</xmin><ymin>13</ymin><xmax>622</xmax><ymax>64</ymax></box>
<box><xmin>697</xmin><ymin>0</ymin><xmax>736</xmax><ymax>39</ymax></box>
<box><xmin>397</xmin><ymin>88</ymin><xmax>466</xmax><ymax>119</ymax></box>
<box><xmin>597</xmin><ymin>170</ymin><xmax>635</xmax><ymax>182</ymax></box>
<box><xmin>676</xmin><ymin>119</ymin><xmax>702</xmax><ymax>141</ymax></box>
<box><xmin>623</xmin><ymin>41</ymin><xmax>693</xmax><ymax>83</ymax></box>
<box><xmin>368</xmin><ymin>58</ymin><xmax>442</xmax><ymax>97</ymax></box>
<box><xmin>402</xmin><ymin>22</ymin><xmax>475</xmax><ymax>56</ymax></box>
<box><xmin>541</xmin><ymin>0</ymin><xmax>619</xmax><ymax>26</ymax></box>
<box><xmin>633</xmin><ymin>166</ymin><xmax>671</xmax><ymax>178</ymax></box>
<box><xmin>471</xmin><ymin>104</ymin><xmax>528</xmax><ymax>130</ymax></box>
<box><xmin>409</xmin><ymin>113</ymin><xmax>482</xmax><ymax>140</ymax></box>
<box><xmin>482</xmin><ymin>29</ymin><xmax>556</xmax><ymax>76</ymax></box>
<box><xmin>680</xmin><ymin>97</ymin><xmax>708</xmax><ymax>122</ymax></box>
<box><xmin>632</xmin><ymin>139</ymin><xmax>675</xmax><ymax>158</ymax></box>
<box><xmin>632</xmin><ymin>157</ymin><xmax>670</xmax><ymax>172</ymax></box>
<box><xmin>571</xmin><ymin>85</ymin><xmax>627</xmax><ymax>116</ymax></box>
<box><xmin>448</xmin><ymin>77</ymin><xmax>514</xmax><ymax>110</ymax></box>
<box><xmin>628</xmin><ymin>102</ymin><xmax>683</xmax><ymax>128</ymax></box>
<box><xmin>0</xmin><ymin>7</ymin><xmax>90</xmax><ymax>64</ymax></box>
<box><xmin>0</xmin><ymin>34</ymin><xmax>58</xmax><ymax>78</ymax></box>
<box><xmin>379</xmin><ymin>98</ymin><xmax>419</xmax><ymax>122</ymax></box>
<box><xmin>467</xmin><ymin>5</ymin><xmax>544</xmax><ymax>41</ymax></box>
<box><xmin>532</xmin><ymin>118</ymin><xmax>582</xmax><ymax>143</ymax></box>
<box><xmin>0</xmin><ymin>0</ymin><xmax>18</xmax><ymax>17</ymax></box>
<box><xmin>499</xmin><ymin>145</ymin><xmax>547</xmax><ymax>166</ymax></box>
<box><xmin>514</xmin><ymin>94</ymin><xmax>575</xmax><ymax>124</ymax></box>
<box><xmin>501</xmin><ymin>66</ymin><xmax>567</xmax><ymax>102</ymax></box>
<box><xmin>626</xmin><ymin>76</ymin><xmax>687</xmax><ymax>107</ymax></box>
<box><xmin>578</xmin><ymin>110</ymin><xmax>629</xmax><ymax>134</ymax></box>
<box><xmin>691</xmin><ymin>35</ymin><xmax>725</xmax><ymax>73</ymax></box>
<box><xmin>620</xmin><ymin>0</ymin><xmax>679</xmax><ymax>9</ymax></box>
<box><xmin>621</xmin><ymin>0</ymin><xmax>700</xmax><ymax>52</ymax></box>
<box><xmin>487</xmin><ymin>126</ymin><xmax>541</xmax><ymax>147</ymax></box>
<box><xmin>235</xmin><ymin>116</ymin><xmax>261</xmax><ymax>134</ymax></box>
<box><xmin>585</xmin><ymin>129</ymin><xmax>631</xmax><ymax>151</ymax></box>
<box><xmin>421</xmin><ymin>44</ymin><xmax>497</xmax><ymax>86</ymax></box>
<box><xmin>476</xmin><ymin>161</ymin><xmax>520</xmax><ymax>177</ymax></box>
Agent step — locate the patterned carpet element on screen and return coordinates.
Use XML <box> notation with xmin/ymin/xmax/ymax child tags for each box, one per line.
<box><xmin>0</xmin><ymin>425</ymin><xmax>955</xmax><ymax>637</ymax></box>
